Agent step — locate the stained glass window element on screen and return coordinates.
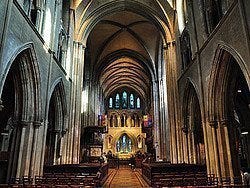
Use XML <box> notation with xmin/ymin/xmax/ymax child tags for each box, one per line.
<box><xmin>122</xmin><ymin>91</ymin><xmax>127</xmax><ymax>108</ymax></box>
<box><xmin>115</xmin><ymin>93</ymin><xmax>120</xmax><ymax>108</ymax></box>
<box><xmin>136</xmin><ymin>97</ymin><xmax>140</xmax><ymax>108</ymax></box>
<box><xmin>130</xmin><ymin>94</ymin><xmax>134</xmax><ymax>108</ymax></box>
<box><xmin>116</xmin><ymin>134</ymin><xmax>132</xmax><ymax>153</ymax></box>
<box><xmin>109</xmin><ymin>97</ymin><xmax>113</xmax><ymax>108</ymax></box>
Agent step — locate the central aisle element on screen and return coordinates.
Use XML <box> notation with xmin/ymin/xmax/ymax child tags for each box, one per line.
<box><xmin>104</xmin><ymin>168</ymin><xmax>149</xmax><ymax>188</ymax></box>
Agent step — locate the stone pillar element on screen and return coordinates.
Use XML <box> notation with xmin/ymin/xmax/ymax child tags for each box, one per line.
<box><xmin>199</xmin><ymin>118</ymin><xmax>212</xmax><ymax>175</ymax></box>
<box><xmin>127</xmin><ymin>116</ymin><xmax>131</xmax><ymax>127</ymax></box>
<box><xmin>191</xmin><ymin>132</ymin><xmax>196</xmax><ymax>163</ymax></box>
<box><xmin>209</xmin><ymin>121</ymin><xmax>221</xmax><ymax>180</ymax></box>
<box><xmin>217</xmin><ymin>119</ymin><xmax>234</xmax><ymax>180</ymax></box>
<box><xmin>164</xmin><ymin>42</ymin><xmax>180</xmax><ymax>163</ymax></box>
<box><xmin>182</xmin><ymin>128</ymin><xmax>189</xmax><ymax>163</ymax></box>
<box><xmin>61</xmin><ymin>129</ymin><xmax>68</xmax><ymax>164</ymax></box>
<box><xmin>36</xmin><ymin>6</ymin><xmax>43</xmax><ymax>33</ymax></box>
<box><xmin>53</xmin><ymin>130</ymin><xmax>60</xmax><ymax>165</ymax></box>
<box><xmin>70</xmin><ymin>42</ymin><xmax>85</xmax><ymax>163</ymax></box>
<box><xmin>152</xmin><ymin>81</ymin><xmax>161</xmax><ymax>160</ymax></box>
<box><xmin>16</xmin><ymin>120</ymin><xmax>34</xmax><ymax>178</ymax></box>
<box><xmin>117</xmin><ymin>116</ymin><xmax>121</xmax><ymax>127</ymax></box>
<box><xmin>221</xmin><ymin>119</ymin><xmax>234</xmax><ymax>181</ymax></box>
<box><xmin>29</xmin><ymin>121</ymin><xmax>42</xmax><ymax>178</ymax></box>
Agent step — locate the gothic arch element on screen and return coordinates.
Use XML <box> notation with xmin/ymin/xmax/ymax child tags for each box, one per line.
<box><xmin>113</xmin><ymin>132</ymin><xmax>137</xmax><ymax>153</ymax></box>
<box><xmin>207</xmin><ymin>44</ymin><xmax>250</xmax><ymax>178</ymax></box>
<box><xmin>182</xmin><ymin>80</ymin><xmax>205</xmax><ymax>164</ymax></box>
<box><xmin>44</xmin><ymin>79</ymin><xmax>68</xmax><ymax>165</ymax></box>
<box><xmin>48</xmin><ymin>78</ymin><xmax>68</xmax><ymax>130</ymax></box>
<box><xmin>0</xmin><ymin>44</ymin><xmax>41</xmax><ymax>181</ymax></box>
<box><xmin>1</xmin><ymin>43</ymin><xmax>42</xmax><ymax>121</ymax></box>
<box><xmin>208</xmin><ymin>44</ymin><xmax>250</xmax><ymax>122</ymax></box>
<box><xmin>112</xmin><ymin>131</ymin><xmax>136</xmax><ymax>148</ymax></box>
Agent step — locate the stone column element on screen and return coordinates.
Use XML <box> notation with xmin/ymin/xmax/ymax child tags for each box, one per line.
<box><xmin>71</xmin><ymin>42</ymin><xmax>85</xmax><ymax>163</ymax></box>
<box><xmin>191</xmin><ymin>132</ymin><xmax>196</xmax><ymax>163</ymax></box>
<box><xmin>53</xmin><ymin>130</ymin><xmax>60</xmax><ymax>165</ymax></box>
<box><xmin>164</xmin><ymin>42</ymin><xmax>180</xmax><ymax>163</ymax></box>
<box><xmin>117</xmin><ymin>116</ymin><xmax>121</xmax><ymax>127</ymax></box>
<box><xmin>205</xmin><ymin>122</ymin><xmax>214</xmax><ymax>175</ymax></box>
<box><xmin>36</xmin><ymin>6</ymin><xmax>43</xmax><ymax>33</ymax></box>
<box><xmin>182</xmin><ymin>128</ymin><xmax>189</xmax><ymax>163</ymax></box>
<box><xmin>152</xmin><ymin>81</ymin><xmax>160</xmax><ymax>160</ymax></box>
<box><xmin>16</xmin><ymin>120</ymin><xmax>34</xmax><ymax>178</ymax></box>
<box><xmin>209</xmin><ymin>121</ymin><xmax>221</xmax><ymax>180</ymax></box>
<box><xmin>187</xmin><ymin>131</ymin><xmax>192</xmax><ymax>163</ymax></box>
<box><xmin>29</xmin><ymin>121</ymin><xmax>42</xmax><ymax>178</ymax></box>
<box><xmin>218</xmin><ymin>119</ymin><xmax>234</xmax><ymax>180</ymax></box>
<box><xmin>61</xmin><ymin>129</ymin><xmax>68</xmax><ymax>164</ymax></box>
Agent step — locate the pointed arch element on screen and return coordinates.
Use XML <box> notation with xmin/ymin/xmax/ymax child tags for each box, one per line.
<box><xmin>208</xmin><ymin>44</ymin><xmax>250</xmax><ymax>122</ymax></box>
<box><xmin>182</xmin><ymin>80</ymin><xmax>205</xmax><ymax>164</ymax></box>
<box><xmin>45</xmin><ymin>79</ymin><xmax>68</xmax><ymax>165</ymax></box>
<box><xmin>0</xmin><ymin>42</ymin><xmax>42</xmax><ymax>123</ymax></box>
<box><xmin>207</xmin><ymin>44</ymin><xmax>250</xmax><ymax>178</ymax></box>
<box><xmin>48</xmin><ymin>78</ymin><xmax>68</xmax><ymax>131</ymax></box>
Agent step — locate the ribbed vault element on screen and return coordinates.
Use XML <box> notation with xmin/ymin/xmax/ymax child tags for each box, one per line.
<box><xmin>99</xmin><ymin>57</ymin><xmax>151</xmax><ymax>99</ymax></box>
<box><xmin>87</xmin><ymin>10</ymin><xmax>162</xmax><ymax>104</ymax></box>
<box><xmin>77</xmin><ymin>1</ymin><xmax>175</xmax><ymax>111</ymax></box>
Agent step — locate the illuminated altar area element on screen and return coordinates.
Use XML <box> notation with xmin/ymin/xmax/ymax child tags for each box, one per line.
<box><xmin>102</xmin><ymin>91</ymin><xmax>147</xmax><ymax>158</ymax></box>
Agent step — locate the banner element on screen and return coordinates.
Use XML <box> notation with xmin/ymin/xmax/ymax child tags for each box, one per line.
<box><xmin>98</xmin><ymin>114</ymin><xmax>107</xmax><ymax>126</ymax></box>
<box><xmin>143</xmin><ymin>115</ymin><xmax>148</xmax><ymax>127</ymax></box>
<box><xmin>143</xmin><ymin>114</ymin><xmax>152</xmax><ymax>127</ymax></box>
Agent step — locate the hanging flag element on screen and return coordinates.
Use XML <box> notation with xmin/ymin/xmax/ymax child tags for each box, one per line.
<box><xmin>143</xmin><ymin>115</ymin><xmax>148</xmax><ymax>127</ymax></box>
<box><xmin>143</xmin><ymin>114</ymin><xmax>152</xmax><ymax>127</ymax></box>
<box><xmin>102</xmin><ymin>115</ymin><xmax>107</xmax><ymax>126</ymax></box>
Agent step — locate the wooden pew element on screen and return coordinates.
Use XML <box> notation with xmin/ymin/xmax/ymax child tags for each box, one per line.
<box><xmin>142</xmin><ymin>162</ymin><xmax>208</xmax><ymax>187</ymax></box>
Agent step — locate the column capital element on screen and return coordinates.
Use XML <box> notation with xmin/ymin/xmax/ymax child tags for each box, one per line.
<box><xmin>53</xmin><ymin>129</ymin><xmax>61</xmax><ymax>134</ymax></box>
<box><xmin>33</xmin><ymin>121</ymin><xmax>42</xmax><ymax>128</ymax></box>
<box><xmin>209</xmin><ymin>120</ymin><xmax>218</xmax><ymax>128</ymax></box>
<box><xmin>73</xmin><ymin>41</ymin><xmax>86</xmax><ymax>49</ymax></box>
<box><xmin>0</xmin><ymin>99</ymin><xmax>4</xmax><ymax>111</ymax></box>
<box><xmin>62</xmin><ymin>128</ymin><xmax>68</xmax><ymax>135</ymax></box>
<box><xmin>182</xmin><ymin>127</ymin><xmax>188</xmax><ymax>134</ymax></box>
<box><xmin>163</xmin><ymin>41</ymin><xmax>176</xmax><ymax>50</ymax></box>
<box><xmin>220</xmin><ymin>119</ymin><xmax>229</xmax><ymax>127</ymax></box>
<box><xmin>163</xmin><ymin>44</ymin><xmax>168</xmax><ymax>50</ymax></box>
<box><xmin>20</xmin><ymin>120</ymin><xmax>33</xmax><ymax>127</ymax></box>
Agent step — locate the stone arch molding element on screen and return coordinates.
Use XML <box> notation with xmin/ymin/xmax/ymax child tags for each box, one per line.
<box><xmin>208</xmin><ymin>44</ymin><xmax>250</xmax><ymax>123</ymax></box>
<box><xmin>47</xmin><ymin>78</ymin><xmax>68</xmax><ymax>131</ymax></box>
<box><xmin>182</xmin><ymin>79</ymin><xmax>202</xmax><ymax>130</ymax></box>
<box><xmin>111</xmin><ymin>131</ymin><xmax>137</xmax><ymax>149</ymax></box>
<box><xmin>0</xmin><ymin>42</ymin><xmax>42</xmax><ymax>123</ymax></box>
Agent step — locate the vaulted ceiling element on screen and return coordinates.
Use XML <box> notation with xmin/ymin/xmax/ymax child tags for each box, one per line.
<box><xmin>88</xmin><ymin>10</ymin><xmax>161</xmax><ymax>101</ymax></box>
<box><xmin>75</xmin><ymin>0</ymin><xmax>175</xmax><ymax>106</ymax></box>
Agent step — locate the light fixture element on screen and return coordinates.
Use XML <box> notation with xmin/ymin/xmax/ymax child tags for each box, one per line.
<box><xmin>241</xmin><ymin>127</ymin><xmax>249</xmax><ymax>135</ymax></box>
<box><xmin>241</xmin><ymin>131</ymin><xmax>248</xmax><ymax>135</ymax></box>
<box><xmin>237</xmin><ymin>89</ymin><xmax>242</xmax><ymax>93</ymax></box>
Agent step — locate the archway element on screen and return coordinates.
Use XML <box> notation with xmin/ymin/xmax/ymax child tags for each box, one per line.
<box><xmin>183</xmin><ymin>82</ymin><xmax>206</xmax><ymax>164</ymax></box>
<box><xmin>0</xmin><ymin>47</ymin><xmax>41</xmax><ymax>182</ymax></box>
<box><xmin>44</xmin><ymin>81</ymin><xmax>66</xmax><ymax>166</ymax></box>
<box><xmin>208</xmin><ymin>47</ymin><xmax>250</xmax><ymax>178</ymax></box>
<box><xmin>0</xmin><ymin>63</ymin><xmax>17</xmax><ymax>183</ymax></box>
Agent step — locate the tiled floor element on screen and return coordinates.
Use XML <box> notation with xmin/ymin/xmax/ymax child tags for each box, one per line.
<box><xmin>104</xmin><ymin>168</ymin><xmax>150</xmax><ymax>188</ymax></box>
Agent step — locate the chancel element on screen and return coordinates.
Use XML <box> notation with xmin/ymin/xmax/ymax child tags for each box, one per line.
<box><xmin>0</xmin><ymin>0</ymin><xmax>250</xmax><ymax>187</ymax></box>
